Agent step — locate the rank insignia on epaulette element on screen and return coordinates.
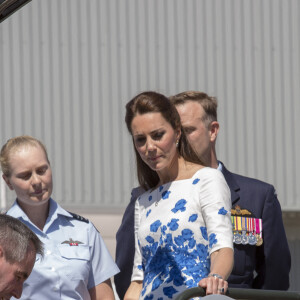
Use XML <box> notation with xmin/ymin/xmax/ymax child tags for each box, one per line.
<box><xmin>61</xmin><ymin>238</ymin><xmax>83</xmax><ymax>246</ymax></box>
<box><xmin>231</xmin><ymin>216</ymin><xmax>263</xmax><ymax>246</ymax></box>
<box><xmin>69</xmin><ymin>212</ymin><xmax>89</xmax><ymax>223</ymax></box>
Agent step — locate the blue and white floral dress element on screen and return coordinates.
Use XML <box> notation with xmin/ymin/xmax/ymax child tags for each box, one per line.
<box><xmin>132</xmin><ymin>167</ymin><xmax>233</xmax><ymax>300</ymax></box>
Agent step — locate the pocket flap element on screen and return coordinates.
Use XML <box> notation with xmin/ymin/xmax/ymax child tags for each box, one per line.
<box><xmin>58</xmin><ymin>244</ymin><xmax>90</xmax><ymax>260</ymax></box>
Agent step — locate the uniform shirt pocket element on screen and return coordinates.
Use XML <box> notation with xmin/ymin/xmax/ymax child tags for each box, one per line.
<box><xmin>58</xmin><ymin>244</ymin><xmax>91</xmax><ymax>281</ymax></box>
<box><xmin>58</xmin><ymin>244</ymin><xmax>90</xmax><ymax>260</ymax></box>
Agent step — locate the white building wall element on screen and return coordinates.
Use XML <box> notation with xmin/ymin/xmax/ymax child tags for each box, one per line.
<box><xmin>0</xmin><ymin>0</ymin><xmax>299</xmax><ymax>291</ymax></box>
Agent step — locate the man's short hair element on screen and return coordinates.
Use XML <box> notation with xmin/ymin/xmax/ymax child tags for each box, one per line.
<box><xmin>0</xmin><ymin>214</ymin><xmax>43</xmax><ymax>263</ymax></box>
<box><xmin>169</xmin><ymin>91</ymin><xmax>218</xmax><ymax>126</ymax></box>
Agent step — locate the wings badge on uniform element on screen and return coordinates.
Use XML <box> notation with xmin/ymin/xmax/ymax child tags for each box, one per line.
<box><xmin>231</xmin><ymin>205</ymin><xmax>252</xmax><ymax>216</ymax></box>
<box><xmin>61</xmin><ymin>238</ymin><xmax>83</xmax><ymax>246</ymax></box>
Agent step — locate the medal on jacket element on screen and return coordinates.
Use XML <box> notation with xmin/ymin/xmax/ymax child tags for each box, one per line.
<box><xmin>248</xmin><ymin>232</ymin><xmax>257</xmax><ymax>245</ymax></box>
<box><xmin>256</xmin><ymin>235</ymin><xmax>263</xmax><ymax>246</ymax></box>
<box><xmin>231</xmin><ymin>205</ymin><xmax>252</xmax><ymax>245</ymax></box>
<box><xmin>231</xmin><ymin>214</ymin><xmax>263</xmax><ymax>246</ymax></box>
<box><xmin>234</xmin><ymin>232</ymin><xmax>242</xmax><ymax>244</ymax></box>
<box><xmin>247</xmin><ymin>217</ymin><xmax>257</xmax><ymax>245</ymax></box>
<box><xmin>232</xmin><ymin>216</ymin><xmax>242</xmax><ymax>244</ymax></box>
<box><xmin>254</xmin><ymin>218</ymin><xmax>263</xmax><ymax>246</ymax></box>
<box><xmin>241</xmin><ymin>230</ymin><xmax>248</xmax><ymax>245</ymax></box>
<box><xmin>241</xmin><ymin>217</ymin><xmax>249</xmax><ymax>245</ymax></box>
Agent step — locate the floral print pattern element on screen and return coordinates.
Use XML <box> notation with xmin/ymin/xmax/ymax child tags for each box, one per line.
<box><xmin>132</xmin><ymin>168</ymin><xmax>233</xmax><ymax>299</ymax></box>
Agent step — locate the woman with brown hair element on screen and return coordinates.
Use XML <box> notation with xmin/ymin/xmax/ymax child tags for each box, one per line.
<box><xmin>124</xmin><ymin>91</ymin><xmax>233</xmax><ymax>300</ymax></box>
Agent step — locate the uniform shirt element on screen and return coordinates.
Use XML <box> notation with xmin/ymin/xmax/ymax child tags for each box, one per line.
<box><xmin>7</xmin><ymin>198</ymin><xmax>119</xmax><ymax>300</ymax></box>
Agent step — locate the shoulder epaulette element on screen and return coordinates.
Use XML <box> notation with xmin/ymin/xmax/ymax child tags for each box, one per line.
<box><xmin>68</xmin><ymin>212</ymin><xmax>89</xmax><ymax>223</ymax></box>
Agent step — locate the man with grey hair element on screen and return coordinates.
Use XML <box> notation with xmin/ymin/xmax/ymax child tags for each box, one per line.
<box><xmin>0</xmin><ymin>214</ymin><xmax>43</xmax><ymax>299</ymax></box>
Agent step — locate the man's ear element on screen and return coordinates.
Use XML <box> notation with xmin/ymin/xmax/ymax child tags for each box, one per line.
<box><xmin>2</xmin><ymin>174</ymin><xmax>14</xmax><ymax>191</ymax></box>
<box><xmin>209</xmin><ymin>121</ymin><xmax>220</xmax><ymax>142</ymax></box>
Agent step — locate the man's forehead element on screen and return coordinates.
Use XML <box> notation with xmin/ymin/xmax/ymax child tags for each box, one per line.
<box><xmin>178</xmin><ymin>110</ymin><xmax>205</xmax><ymax>126</ymax></box>
<box><xmin>177</xmin><ymin>102</ymin><xmax>205</xmax><ymax>118</ymax></box>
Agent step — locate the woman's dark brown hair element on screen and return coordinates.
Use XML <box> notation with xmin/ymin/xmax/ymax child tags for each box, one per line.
<box><xmin>125</xmin><ymin>91</ymin><xmax>205</xmax><ymax>190</ymax></box>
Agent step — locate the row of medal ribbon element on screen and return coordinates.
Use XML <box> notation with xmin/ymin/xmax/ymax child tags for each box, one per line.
<box><xmin>231</xmin><ymin>216</ymin><xmax>263</xmax><ymax>246</ymax></box>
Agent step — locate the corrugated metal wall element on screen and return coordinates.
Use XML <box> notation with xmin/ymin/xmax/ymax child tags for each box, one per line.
<box><xmin>0</xmin><ymin>0</ymin><xmax>299</xmax><ymax>212</ymax></box>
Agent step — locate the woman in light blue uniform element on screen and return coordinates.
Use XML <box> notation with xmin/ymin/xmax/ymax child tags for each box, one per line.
<box><xmin>0</xmin><ymin>136</ymin><xmax>119</xmax><ymax>300</ymax></box>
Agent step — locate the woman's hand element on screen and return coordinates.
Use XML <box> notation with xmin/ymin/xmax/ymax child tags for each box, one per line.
<box><xmin>198</xmin><ymin>274</ymin><xmax>228</xmax><ymax>295</ymax></box>
<box><xmin>198</xmin><ymin>247</ymin><xmax>233</xmax><ymax>294</ymax></box>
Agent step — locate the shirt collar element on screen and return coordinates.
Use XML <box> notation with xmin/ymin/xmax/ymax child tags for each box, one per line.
<box><xmin>7</xmin><ymin>199</ymin><xmax>29</xmax><ymax>221</ymax></box>
<box><xmin>7</xmin><ymin>198</ymin><xmax>72</xmax><ymax>232</ymax></box>
<box><xmin>46</xmin><ymin>198</ymin><xmax>73</xmax><ymax>223</ymax></box>
<box><xmin>217</xmin><ymin>161</ymin><xmax>223</xmax><ymax>171</ymax></box>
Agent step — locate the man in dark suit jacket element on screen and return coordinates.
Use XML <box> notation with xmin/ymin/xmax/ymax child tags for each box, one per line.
<box><xmin>115</xmin><ymin>91</ymin><xmax>291</xmax><ymax>299</ymax></box>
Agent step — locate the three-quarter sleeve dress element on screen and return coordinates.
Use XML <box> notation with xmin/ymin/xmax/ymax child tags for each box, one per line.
<box><xmin>132</xmin><ymin>167</ymin><xmax>233</xmax><ymax>299</ymax></box>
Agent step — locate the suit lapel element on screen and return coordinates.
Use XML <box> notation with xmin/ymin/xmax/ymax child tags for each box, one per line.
<box><xmin>220</xmin><ymin>162</ymin><xmax>240</xmax><ymax>206</ymax></box>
